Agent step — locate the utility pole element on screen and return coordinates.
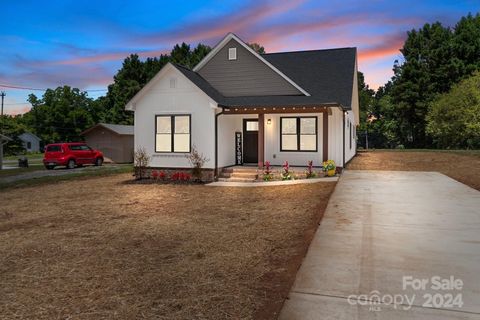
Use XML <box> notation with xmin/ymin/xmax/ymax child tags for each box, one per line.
<box><xmin>0</xmin><ymin>91</ymin><xmax>5</xmax><ymax>118</ymax></box>
<box><xmin>0</xmin><ymin>91</ymin><xmax>5</xmax><ymax>135</ymax></box>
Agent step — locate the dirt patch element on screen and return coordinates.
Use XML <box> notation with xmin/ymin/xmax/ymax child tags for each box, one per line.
<box><xmin>347</xmin><ymin>150</ymin><xmax>480</xmax><ymax>191</ymax></box>
<box><xmin>0</xmin><ymin>174</ymin><xmax>335</xmax><ymax>319</ymax></box>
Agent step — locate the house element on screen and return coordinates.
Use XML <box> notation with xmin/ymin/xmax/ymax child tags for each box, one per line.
<box><xmin>0</xmin><ymin>134</ymin><xmax>12</xmax><ymax>170</ymax></box>
<box><xmin>126</xmin><ymin>33</ymin><xmax>358</xmax><ymax>181</ymax></box>
<box><xmin>18</xmin><ymin>132</ymin><xmax>42</xmax><ymax>153</ymax></box>
<box><xmin>81</xmin><ymin>123</ymin><xmax>134</xmax><ymax>163</ymax></box>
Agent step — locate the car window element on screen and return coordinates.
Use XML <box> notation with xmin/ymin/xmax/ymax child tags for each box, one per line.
<box><xmin>79</xmin><ymin>145</ymin><xmax>91</xmax><ymax>151</ymax></box>
<box><xmin>46</xmin><ymin>145</ymin><xmax>61</xmax><ymax>152</ymax></box>
<box><xmin>69</xmin><ymin>145</ymin><xmax>81</xmax><ymax>151</ymax></box>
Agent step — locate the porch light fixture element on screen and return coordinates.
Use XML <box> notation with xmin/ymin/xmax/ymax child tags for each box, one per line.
<box><xmin>267</xmin><ymin>119</ymin><xmax>272</xmax><ymax>125</ymax></box>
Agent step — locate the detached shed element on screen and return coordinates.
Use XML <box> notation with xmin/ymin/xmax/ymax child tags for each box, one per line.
<box><xmin>81</xmin><ymin>123</ymin><xmax>134</xmax><ymax>163</ymax></box>
<box><xmin>18</xmin><ymin>132</ymin><xmax>42</xmax><ymax>152</ymax></box>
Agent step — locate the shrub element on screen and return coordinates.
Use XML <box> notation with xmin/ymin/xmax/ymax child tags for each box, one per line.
<box><xmin>305</xmin><ymin>160</ymin><xmax>317</xmax><ymax>178</ymax></box>
<box><xmin>171</xmin><ymin>172</ymin><xmax>191</xmax><ymax>182</ymax></box>
<box><xmin>263</xmin><ymin>161</ymin><xmax>273</xmax><ymax>181</ymax></box>
<box><xmin>186</xmin><ymin>146</ymin><xmax>209</xmax><ymax>182</ymax></box>
<box><xmin>133</xmin><ymin>147</ymin><xmax>150</xmax><ymax>180</ymax></box>
<box><xmin>151</xmin><ymin>170</ymin><xmax>159</xmax><ymax>179</ymax></box>
<box><xmin>395</xmin><ymin>144</ymin><xmax>405</xmax><ymax>149</ymax></box>
<box><xmin>281</xmin><ymin>161</ymin><xmax>293</xmax><ymax>180</ymax></box>
<box><xmin>322</xmin><ymin>160</ymin><xmax>336</xmax><ymax>172</ymax></box>
<box><xmin>158</xmin><ymin>171</ymin><xmax>166</xmax><ymax>180</ymax></box>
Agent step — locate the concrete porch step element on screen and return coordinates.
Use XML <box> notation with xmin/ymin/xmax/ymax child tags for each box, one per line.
<box><xmin>217</xmin><ymin>177</ymin><xmax>257</xmax><ymax>182</ymax></box>
<box><xmin>222</xmin><ymin>166</ymin><xmax>259</xmax><ymax>173</ymax></box>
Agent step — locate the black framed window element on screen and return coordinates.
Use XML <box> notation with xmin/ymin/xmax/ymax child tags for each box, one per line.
<box><xmin>350</xmin><ymin>124</ymin><xmax>352</xmax><ymax>149</ymax></box>
<box><xmin>155</xmin><ymin>115</ymin><xmax>191</xmax><ymax>153</ymax></box>
<box><xmin>280</xmin><ymin>117</ymin><xmax>317</xmax><ymax>152</ymax></box>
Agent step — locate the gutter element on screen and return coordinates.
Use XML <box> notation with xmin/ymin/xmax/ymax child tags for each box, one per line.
<box><xmin>342</xmin><ymin>110</ymin><xmax>346</xmax><ymax>169</ymax></box>
<box><xmin>214</xmin><ymin>108</ymin><xmax>225</xmax><ymax>179</ymax></box>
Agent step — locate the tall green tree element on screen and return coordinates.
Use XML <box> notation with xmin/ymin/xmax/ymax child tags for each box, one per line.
<box><xmin>248</xmin><ymin>43</ymin><xmax>266</xmax><ymax>54</ymax></box>
<box><xmin>23</xmin><ymin>86</ymin><xmax>96</xmax><ymax>143</ymax></box>
<box><xmin>0</xmin><ymin>115</ymin><xmax>26</xmax><ymax>155</ymax></box>
<box><xmin>427</xmin><ymin>72</ymin><xmax>480</xmax><ymax>149</ymax></box>
<box><xmin>389</xmin><ymin>13</ymin><xmax>480</xmax><ymax>148</ymax></box>
<box><xmin>101</xmin><ymin>43</ymin><xmax>212</xmax><ymax>124</ymax></box>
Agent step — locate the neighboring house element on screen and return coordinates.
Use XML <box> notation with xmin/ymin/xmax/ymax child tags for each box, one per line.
<box><xmin>126</xmin><ymin>33</ymin><xmax>358</xmax><ymax>181</ymax></box>
<box><xmin>81</xmin><ymin>123</ymin><xmax>134</xmax><ymax>163</ymax></box>
<box><xmin>0</xmin><ymin>134</ymin><xmax>12</xmax><ymax>170</ymax></box>
<box><xmin>18</xmin><ymin>132</ymin><xmax>41</xmax><ymax>152</ymax></box>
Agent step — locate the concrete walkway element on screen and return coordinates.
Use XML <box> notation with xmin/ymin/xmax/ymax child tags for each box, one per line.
<box><xmin>280</xmin><ymin>170</ymin><xmax>480</xmax><ymax>319</ymax></box>
<box><xmin>207</xmin><ymin>176</ymin><xmax>338</xmax><ymax>187</ymax></box>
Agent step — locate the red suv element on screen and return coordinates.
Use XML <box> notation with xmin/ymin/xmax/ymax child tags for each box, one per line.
<box><xmin>43</xmin><ymin>143</ymin><xmax>104</xmax><ymax>170</ymax></box>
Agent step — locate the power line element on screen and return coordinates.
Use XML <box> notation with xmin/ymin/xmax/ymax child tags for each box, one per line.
<box><xmin>0</xmin><ymin>84</ymin><xmax>107</xmax><ymax>92</ymax></box>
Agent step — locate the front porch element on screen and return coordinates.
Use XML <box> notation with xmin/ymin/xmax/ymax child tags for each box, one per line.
<box><xmin>215</xmin><ymin>105</ymin><xmax>345</xmax><ymax>178</ymax></box>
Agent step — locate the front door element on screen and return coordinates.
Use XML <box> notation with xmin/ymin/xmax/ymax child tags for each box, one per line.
<box><xmin>243</xmin><ymin>119</ymin><xmax>258</xmax><ymax>163</ymax></box>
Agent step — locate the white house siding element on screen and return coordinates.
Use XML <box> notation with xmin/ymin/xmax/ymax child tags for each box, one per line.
<box><xmin>217</xmin><ymin>113</ymin><xmax>247</xmax><ymax>168</ymax></box>
<box><xmin>264</xmin><ymin>113</ymin><xmax>324</xmax><ymax>167</ymax></box>
<box><xmin>133</xmin><ymin>66</ymin><xmax>217</xmax><ymax>169</ymax></box>
<box><xmin>328</xmin><ymin>108</ymin><xmax>344</xmax><ymax>166</ymax></box>
<box><xmin>218</xmin><ymin>112</ymin><xmax>339</xmax><ymax>168</ymax></box>
<box><xmin>344</xmin><ymin>110</ymin><xmax>357</xmax><ymax>163</ymax></box>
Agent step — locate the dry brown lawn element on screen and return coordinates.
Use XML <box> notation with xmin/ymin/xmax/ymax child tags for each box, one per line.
<box><xmin>347</xmin><ymin>150</ymin><xmax>480</xmax><ymax>191</ymax></box>
<box><xmin>0</xmin><ymin>174</ymin><xmax>336</xmax><ymax>320</ymax></box>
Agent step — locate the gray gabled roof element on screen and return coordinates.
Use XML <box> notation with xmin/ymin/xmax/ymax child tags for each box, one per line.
<box><xmin>173</xmin><ymin>64</ymin><xmax>225</xmax><ymax>102</ymax></box>
<box><xmin>262</xmin><ymin>48</ymin><xmax>356</xmax><ymax>108</ymax></box>
<box><xmin>81</xmin><ymin>123</ymin><xmax>134</xmax><ymax>136</ymax></box>
<box><xmin>173</xmin><ymin>47</ymin><xmax>356</xmax><ymax>110</ymax></box>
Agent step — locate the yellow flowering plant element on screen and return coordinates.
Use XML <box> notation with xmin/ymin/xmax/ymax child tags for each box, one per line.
<box><xmin>322</xmin><ymin>160</ymin><xmax>336</xmax><ymax>172</ymax></box>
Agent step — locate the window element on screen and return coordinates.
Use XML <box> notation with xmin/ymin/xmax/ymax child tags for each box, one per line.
<box><xmin>155</xmin><ymin>115</ymin><xmax>190</xmax><ymax>153</ymax></box>
<box><xmin>245</xmin><ymin>120</ymin><xmax>258</xmax><ymax>131</ymax></box>
<box><xmin>228</xmin><ymin>47</ymin><xmax>237</xmax><ymax>60</ymax></box>
<box><xmin>69</xmin><ymin>145</ymin><xmax>81</xmax><ymax>151</ymax></box>
<box><xmin>350</xmin><ymin>124</ymin><xmax>352</xmax><ymax>149</ymax></box>
<box><xmin>280</xmin><ymin>117</ymin><xmax>317</xmax><ymax>151</ymax></box>
<box><xmin>27</xmin><ymin>142</ymin><xmax>32</xmax><ymax>149</ymax></box>
<box><xmin>169</xmin><ymin>77</ymin><xmax>176</xmax><ymax>88</ymax></box>
<box><xmin>46</xmin><ymin>145</ymin><xmax>61</xmax><ymax>152</ymax></box>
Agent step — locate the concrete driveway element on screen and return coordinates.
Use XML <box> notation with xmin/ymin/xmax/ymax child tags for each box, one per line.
<box><xmin>280</xmin><ymin>170</ymin><xmax>480</xmax><ymax>319</ymax></box>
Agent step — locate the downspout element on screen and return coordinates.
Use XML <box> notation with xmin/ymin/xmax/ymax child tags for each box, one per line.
<box><xmin>342</xmin><ymin>110</ymin><xmax>346</xmax><ymax>170</ymax></box>
<box><xmin>214</xmin><ymin>107</ymin><xmax>225</xmax><ymax>180</ymax></box>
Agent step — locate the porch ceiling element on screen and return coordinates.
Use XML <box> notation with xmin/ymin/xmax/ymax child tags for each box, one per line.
<box><xmin>221</xmin><ymin>105</ymin><xmax>335</xmax><ymax>114</ymax></box>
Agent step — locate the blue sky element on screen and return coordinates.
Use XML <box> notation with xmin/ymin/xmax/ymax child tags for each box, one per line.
<box><xmin>1</xmin><ymin>0</ymin><xmax>478</xmax><ymax>114</ymax></box>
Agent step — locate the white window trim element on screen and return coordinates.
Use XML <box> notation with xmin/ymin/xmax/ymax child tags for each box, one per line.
<box><xmin>228</xmin><ymin>47</ymin><xmax>237</xmax><ymax>60</ymax></box>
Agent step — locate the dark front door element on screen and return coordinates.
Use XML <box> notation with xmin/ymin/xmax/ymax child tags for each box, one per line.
<box><xmin>243</xmin><ymin>119</ymin><xmax>258</xmax><ymax>163</ymax></box>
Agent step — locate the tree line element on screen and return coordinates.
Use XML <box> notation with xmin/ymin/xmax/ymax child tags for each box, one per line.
<box><xmin>358</xmin><ymin>13</ymin><xmax>480</xmax><ymax>149</ymax></box>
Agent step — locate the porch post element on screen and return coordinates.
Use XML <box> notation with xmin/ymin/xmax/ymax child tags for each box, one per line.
<box><xmin>258</xmin><ymin>113</ymin><xmax>265</xmax><ymax>168</ymax></box>
<box><xmin>323</xmin><ymin>111</ymin><xmax>328</xmax><ymax>162</ymax></box>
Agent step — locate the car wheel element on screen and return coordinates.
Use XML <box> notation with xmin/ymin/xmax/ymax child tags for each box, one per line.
<box><xmin>95</xmin><ymin>157</ymin><xmax>103</xmax><ymax>166</ymax></box>
<box><xmin>67</xmin><ymin>159</ymin><xmax>76</xmax><ymax>169</ymax></box>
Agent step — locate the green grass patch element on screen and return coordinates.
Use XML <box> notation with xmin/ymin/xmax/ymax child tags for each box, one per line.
<box><xmin>3</xmin><ymin>152</ymin><xmax>44</xmax><ymax>161</ymax></box>
<box><xmin>0</xmin><ymin>165</ymin><xmax>45</xmax><ymax>178</ymax></box>
<box><xmin>0</xmin><ymin>165</ymin><xmax>133</xmax><ymax>190</ymax></box>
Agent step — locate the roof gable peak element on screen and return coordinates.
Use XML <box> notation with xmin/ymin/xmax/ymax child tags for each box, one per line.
<box><xmin>193</xmin><ymin>33</ymin><xmax>310</xmax><ymax>96</ymax></box>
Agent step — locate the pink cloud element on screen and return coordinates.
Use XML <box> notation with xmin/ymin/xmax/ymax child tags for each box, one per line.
<box><xmin>358</xmin><ymin>33</ymin><xmax>406</xmax><ymax>62</ymax></box>
<box><xmin>135</xmin><ymin>0</ymin><xmax>307</xmax><ymax>45</ymax></box>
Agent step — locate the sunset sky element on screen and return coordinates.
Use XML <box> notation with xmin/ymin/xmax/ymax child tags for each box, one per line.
<box><xmin>1</xmin><ymin>0</ymin><xmax>478</xmax><ymax>114</ymax></box>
